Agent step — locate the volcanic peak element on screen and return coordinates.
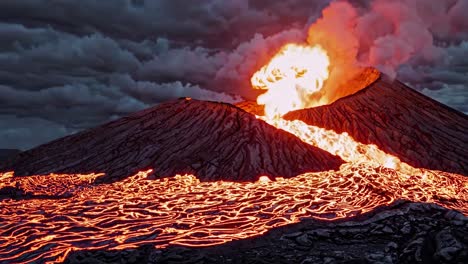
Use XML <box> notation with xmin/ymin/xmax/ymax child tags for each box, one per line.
<box><xmin>0</xmin><ymin>98</ymin><xmax>343</xmax><ymax>182</ymax></box>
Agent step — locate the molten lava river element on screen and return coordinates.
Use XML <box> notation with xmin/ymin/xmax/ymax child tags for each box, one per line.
<box><xmin>1</xmin><ymin>44</ymin><xmax>468</xmax><ymax>263</ymax></box>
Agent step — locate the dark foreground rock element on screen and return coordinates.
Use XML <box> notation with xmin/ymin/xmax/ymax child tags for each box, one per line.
<box><xmin>65</xmin><ymin>201</ymin><xmax>468</xmax><ymax>264</ymax></box>
<box><xmin>0</xmin><ymin>98</ymin><xmax>342</xmax><ymax>182</ymax></box>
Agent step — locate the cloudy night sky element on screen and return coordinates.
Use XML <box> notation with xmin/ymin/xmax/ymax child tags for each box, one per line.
<box><xmin>0</xmin><ymin>0</ymin><xmax>467</xmax><ymax>150</ymax></box>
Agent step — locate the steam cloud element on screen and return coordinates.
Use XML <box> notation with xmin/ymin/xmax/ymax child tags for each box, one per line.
<box><xmin>304</xmin><ymin>0</ymin><xmax>468</xmax><ymax>105</ymax></box>
<box><xmin>332</xmin><ymin>0</ymin><xmax>466</xmax><ymax>78</ymax></box>
<box><xmin>0</xmin><ymin>0</ymin><xmax>466</xmax><ymax>149</ymax></box>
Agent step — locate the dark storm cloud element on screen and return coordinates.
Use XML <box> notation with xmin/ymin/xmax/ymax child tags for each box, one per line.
<box><xmin>398</xmin><ymin>40</ymin><xmax>468</xmax><ymax>114</ymax></box>
<box><xmin>136</xmin><ymin>28</ymin><xmax>305</xmax><ymax>97</ymax></box>
<box><xmin>0</xmin><ymin>30</ymin><xmax>141</xmax><ymax>77</ymax></box>
<box><xmin>422</xmin><ymin>85</ymin><xmax>468</xmax><ymax>114</ymax></box>
<box><xmin>0</xmin><ymin>0</ymin><xmax>329</xmax><ymax>47</ymax></box>
<box><xmin>0</xmin><ymin>83</ymin><xmax>146</xmax><ymax>128</ymax></box>
<box><xmin>0</xmin><ymin>115</ymin><xmax>72</xmax><ymax>150</ymax></box>
<box><xmin>0</xmin><ymin>0</ymin><xmax>466</xmax><ymax>150</ymax></box>
<box><xmin>110</xmin><ymin>74</ymin><xmax>242</xmax><ymax>104</ymax></box>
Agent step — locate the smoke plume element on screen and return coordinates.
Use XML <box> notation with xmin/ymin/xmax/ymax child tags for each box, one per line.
<box><xmin>303</xmin><ymin>0</ymin><xmax>468</xmax><ymax>106</ymax></box>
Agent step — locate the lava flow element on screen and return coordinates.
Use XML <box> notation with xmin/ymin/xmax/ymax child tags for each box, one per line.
<box><xmin>1</xmin><ymin>160</ymin><xmax>467</xmax><ymax>263</ymax></box>
<box><xmin>1</xmin><ymin>44</ymin><xmax>467</xmax><ymax>264</ymax></box>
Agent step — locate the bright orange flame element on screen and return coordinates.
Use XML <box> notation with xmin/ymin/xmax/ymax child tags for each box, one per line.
<box><xmin>251</xmin><ymin>44</ymin><xmax>330</xmax><ymax>119</ymax></box>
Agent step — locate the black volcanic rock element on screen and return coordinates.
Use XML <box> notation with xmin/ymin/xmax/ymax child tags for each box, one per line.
<box><xmin>0</xmin><ymin>98</ymin><xmax>343</xmax><ymax>182</ymax></box>
<box><xmin>283</xmin><ymin>75</ymin><xmax>468</xmax><ymax>176</ymax></box>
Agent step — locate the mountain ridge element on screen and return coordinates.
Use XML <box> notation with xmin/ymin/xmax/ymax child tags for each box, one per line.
<box><xmin>284</xmin><ymin>75</ymin><xmax>468</xmax><ymax>175</ymax></box>
<box><xmin>0</xmin><ymin>98</ymin><xmax>343</xmax><ymax>182</ymax></box>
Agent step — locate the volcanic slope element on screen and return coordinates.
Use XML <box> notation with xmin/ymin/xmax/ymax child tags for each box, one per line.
<box><xmin>0</xmin><ymin>98</ymin><xmax>343</xmax><ymax>182</ymax></box>
<box><xmin>283</xmin><ymin>74</ymin><xmax>468</xmax><ymax>176</ymax></box>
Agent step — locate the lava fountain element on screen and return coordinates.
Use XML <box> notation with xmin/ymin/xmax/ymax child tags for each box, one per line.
<box><xmin>251</xmin><ymin>44</ymin><xmax>330</xmax><ymax>120</ymax></box>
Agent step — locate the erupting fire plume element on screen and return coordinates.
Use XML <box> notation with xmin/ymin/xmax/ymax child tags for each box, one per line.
<box><xmin>251</xmin><ymin>44</ymin><xmax>330</xmax><ymax>119</ymax></box>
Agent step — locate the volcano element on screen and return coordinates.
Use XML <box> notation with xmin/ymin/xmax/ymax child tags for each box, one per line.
<box><xmin>1</xmin><ymin>68</ymin><xmax>468</xmax><ymax>264</ymax></box>
<box><xmin>283</xmin><ymin>73</ymin><xmax>468</xmax><ymax>176</ymax></box>
<box><xmin>0</xmin><ymin>98</ymin><xmax>343</xmax><ymax>182</ymax></box>
<box><xmin>238</xmin><ymin>69</ymin><xmax>468</xmax><ymax>176</ymax></box>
